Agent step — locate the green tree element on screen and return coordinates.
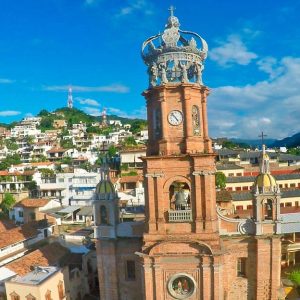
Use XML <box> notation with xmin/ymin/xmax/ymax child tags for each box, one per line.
<box><xmin>130</xmin><ymin>120</ymin><xmax>147</xmax><ymax>134</ymax></box>
<box><xmin>61</xmin><ymin>156</ymin><xmax>72</xmax><ymax>165</ymax></box>
<box><xmin>38</xmin><ymin>109</ymin><xmax>50</xmax><ymax>117</ymax></box>
<box><xmin>39</xmin><ymin>116</ymin><xmax>54</xmax><ymax>131</ymax></box>
<box><xmin>215</xmin><ymin>172</ymin><xmax>226</xmax><ymax>189</ymax></box>
<box><xmin>27</xmin><ymin>180</ymin><xmax>37</xmax><ymax>192</ymax></box>
<box><xmin>0</xmin><ymin>154</ymin><xmax>21</xmax><ymax>170</ymax></box>
<box><xmin>5</xmin><ymin>139</ymin><xmax>18</xmax><ymax>150</ymax></box>
<box><xmin>287</xmin><ymin>147</ymin><xmax>300</xmax><ymax>156</ymax></box>
<box><xmin>60</xmin><ymin>138</ymin><xmax>74</xmax><ymax>149</ymax></box>
<box><xmin>108</xmin><ymin>145</ymin><xmax>118</xmax><ymax>158</ymax></box>
<box><xmin>122</xmin><ymin>136</ymin><xmax>137</xmax><ymax>147</ymax></box>
<box><xmin>0</xmin><ymin>193</ymin><xmax>16</xmax><ymax>215</ymax></box>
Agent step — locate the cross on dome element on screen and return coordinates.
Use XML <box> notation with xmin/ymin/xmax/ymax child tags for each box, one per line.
<box><xmin>168</xmin><ymin>5</ymin><xmax>176</xmax><ymax>17</ymax></box>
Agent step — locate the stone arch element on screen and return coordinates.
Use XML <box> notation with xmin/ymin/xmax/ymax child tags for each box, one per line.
<box><xmin>163</xmin><ymin>176</ymin><xmax>191</xmax><ymax>191</ymax></box>
<box><xmin>148</xmin><ymin>241</ymin><xmax>213</xmax><ymax>256</ymax></box>
<box><xmin>163</xmin><ymin>176</ymin><xmax>191</xmax><ymax>211</ymax></box>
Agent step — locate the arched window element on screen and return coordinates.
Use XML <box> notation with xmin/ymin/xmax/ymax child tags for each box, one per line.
<box><xmin>10</xmin><ymin>292</ymin><xmax>20</xmax><ymax>300</ymax></box>
<box><xmin>264</xmin><ymin>199</ymin><xmax>273</xmax><ymax>220</ymax></box>
<box><xmin>26</xmin><ymin>294</ymin><xmax>36</xmax><ymax>300</ymax></box>
<box><xmin>58</xmin><ymin>281</ymin><xmax>64</xmax><ymax>300</ymax></box>
<box><xmin>169</xmin><ymin>182</ymin><xmax>190</xmax><ymax>211</ymax></box>
<box><xmin>192</xmin><ymin>105</ymin><xmax>200</xmax><ymax>136</ymax></box>
<box><xmin>45</xmin><ymin>291</ymin><xmax>51</xmax><ymax>300</ymax></box>
<box><xmin>100</xmin><ymin>205</ymin><xmax>108</xmax><ymax>224</ymax></box>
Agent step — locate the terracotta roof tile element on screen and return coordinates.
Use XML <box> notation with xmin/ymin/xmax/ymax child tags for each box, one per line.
<box><xmin>47</xmin><ymin>147</ymin><xmax>66</xmax><ymax>153</ymax></box>
<box><xmin>6</xmin><ymin>242</ymin><xmax>70</xmax><ymax>276</ymax></box>
<box><xmin>0</xmin><ymin>224</ymin><xmax>39</xmax><ymax>249</ymax></box>
<box><xmin>15</xmin><ymin>198</ymin><xmax>50</xmax><ymax>208</ymax></box>
<box><xmin>0</xmin><ymin>219</ymin><xmax>17</xmax><ymax>233</ymax></box>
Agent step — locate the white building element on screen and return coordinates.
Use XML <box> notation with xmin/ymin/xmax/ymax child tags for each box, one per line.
<box><xmin>39</xmin><ymin>168</ymin><xmax>100</xmax><ymax>206</ymax></box>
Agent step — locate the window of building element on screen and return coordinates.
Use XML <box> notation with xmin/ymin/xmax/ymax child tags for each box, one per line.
<box><xmin>26</xmin><ymin>294</ymin><xmax>36</xmax><ymax>300</ymax></box>
<box><xmin>279</xmin><ymin>184</ymin><xmax>283</xmax><ymax>188</ymax></box>
<box><xmin>228</xmin><ymin>173</ymin><xmax>234</xmax><ymax>177</ymax></box>
<box><xmin>290</xmin><ymin>183</ymin><xmax>296</xmax><ymax>188</ymax></box>
<box><xmin>237</xmin><ymin>173</ymin><xmax>242</xmax><ymax>176</ymax></box>
<box><xmin>10</xmin><ymin>293</ymin><xmax>20</xmax><ymax>300</ymax></box>
<box><xmin>227</xmin><ymin>187</ymin><xmax>233</xmax><ymax>191</ymax></box>
<box><xmin>242</xmin><ymin>186</ymin><xmax>248</xmax><ymax>191</ymax></box>
<box><xmin>286</xmin><ymin>202</ymin><xmax>292</xmax><ymax>207</ymax></box>
<box><xmin>236</xmin><ymin>187</ymin><xmax>242</xmax><ymax>191</ymax></box>
<box><xmin>236</xmin><ymin>205</ymin><xmax>243</xmax><ymax>210</ymax></box>
<box><xmin>280</xmin><ymin>203</ymin><xmax>284</xmax><ymax>207</ymax></box>
<box><xmin>125</xmin><ymin>260</ymin><xmax>136</xmax><ymax>280</ymax></box>
<box><xmin>30</xmin><ymin>212</ymin><xmax>36</xmax><ymax>220</ymax></box>
<box><xmin>45</xmin><ymin>290</ymin><xmax>51</xmax><ymax>300</ymax></box>
<box><xmin>296</xmin><ymin>201</ymin><xmax>299</xmax><ymax>207</ymax></box>
<box><xmin>246</xmin><ymin>205</ymin><xmax>252</xmax><ymax>210</ymax></box>
<box><xmin>58</xmin><ymin>178</ymin><xmax>64</xmax><ymax>183</ymax></box>
<box><xmin>18</xmin><ymin>211</ymin><xmax>23</xmax><ymax>217</ymax></box>
<box><xmin>58</xmin><ymin>281</ymin><xmax>65</xmax><ymax>300</ymax></box>
<box><xmin>237</xmin><ymin>257</ymin><xmax>247</xmax><ymax>277</ymax></box>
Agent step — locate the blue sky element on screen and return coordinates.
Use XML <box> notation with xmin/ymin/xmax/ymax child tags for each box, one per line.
<box><xmin>0</xmin><ymin>0</ymin><xmax>300</xmax><ymax>139</ymax></box>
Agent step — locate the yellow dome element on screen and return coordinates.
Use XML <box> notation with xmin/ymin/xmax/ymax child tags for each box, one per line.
<box><xmin>254</xmin><ymin>173</ymin><xmax>277</xmax><ymax>188</ymax></box>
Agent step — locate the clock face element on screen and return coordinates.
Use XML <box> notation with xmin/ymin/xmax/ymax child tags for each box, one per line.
<box><xmin>168</xmin><ymin>110</ymin><xmax>183</xmax><ymax>126</ymax></box>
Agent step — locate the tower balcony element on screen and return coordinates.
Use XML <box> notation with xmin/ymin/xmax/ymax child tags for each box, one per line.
<box><xmin>168</xmin><ymin>209</ymin><xmax>192</xmax><ymax>222</ymax></box>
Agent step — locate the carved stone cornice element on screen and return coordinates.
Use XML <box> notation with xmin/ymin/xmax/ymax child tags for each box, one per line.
<box><xmin>145</xmin><ymin>172</ymin><xmax>164</xmax><ymax>178</ymax></box>
<box><xmin>192</xmin><ymin>170</ymin><xmax>215</xmax><ymax>176</ymax></box>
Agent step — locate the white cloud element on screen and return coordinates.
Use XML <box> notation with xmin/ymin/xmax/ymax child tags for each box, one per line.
<box><xmin>0</xmin><ymin>110</ymin><xmax>21</xmax><ymax>117</ymax></box>
<box><xmin>83</xmin><ymin>107</ymin><xmax>101</xmax><ymax>116</ymax></box>
<box><xmin>0</xmin><ymin>78</ymin><xmax>14</xmax><ymax>84</ymax></box>
<box><xmin>115</xmin><ymin>0</ymin><xmax>153</xmax><ymax>18</ymax></box>
<box><xmin>210</xmin><ymin>35</ymin><xmax>257</xmax><ymax>66</ymax></box>
<box><xmin>76</xmin><ymin>98</ymin><xmax>100</xmax><ymax>106</ymax></box>
<box><xmin>208</xmin><ymin>56</ymin><xmax>300</xmax><ymax>139</ymax></box>
<box><xmin>44</xmin><ymin>84</ymin><xmax>129</xmax><ymax>93</ymax></box>
<box><xmin>257</xmin><ymin>57</ymin><xmax>284</xmax><ymax>79</ymax></box>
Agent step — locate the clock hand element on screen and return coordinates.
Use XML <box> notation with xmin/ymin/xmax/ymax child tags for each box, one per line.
<box><xmin>173</xmin><ymin>114</ymin><xmax>179</xmax><ymax>122</ymax></box>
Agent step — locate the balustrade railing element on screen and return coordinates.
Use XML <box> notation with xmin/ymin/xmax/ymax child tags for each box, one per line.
<box><xmin>168</xmin><ymin>209</ymin><xmax>192</xmax><ymax>222</ymax></box>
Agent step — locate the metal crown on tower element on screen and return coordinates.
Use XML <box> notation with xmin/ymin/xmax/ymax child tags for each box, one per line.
<box><xmin>141</xmin><ymin>6</ymin><xmax>208</xmax><ymax>87</ymax></box>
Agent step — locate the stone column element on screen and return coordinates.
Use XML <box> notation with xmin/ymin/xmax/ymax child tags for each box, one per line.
<box><xmin>270</xmin><ymin>237</ymin><xmax>281</xmax><ymax>300</ymax></box>
<box><xmin>153</xmin><ymin>262</ymin><xmax>164</xmax><ymax>300</ymax></box>
<box><xmin>141</xmin><ymin>258</ymin><xmax>155</xmax><ymax>300</ymax></box>
<box><xmin>192</xmin><ymin>171</ymin><xmax>203</xmax><ymax>233</ymax></box>
<box><xmin>202</xmin><ymin>256</ymin><xmax>212</xmax><ymax>300</ymax></box>
<box><xmin>145</xmin><ymin>175</ymin><xmax>156</xmax><ymax>232</ymax></box>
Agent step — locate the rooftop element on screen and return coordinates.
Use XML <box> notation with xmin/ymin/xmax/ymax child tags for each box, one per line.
<box><xmin>6</xmin><ymin>242</ymin><xmax>69</xmax><ymax>276</ymax></box>
<box><xmin>0</xmin><ymin>223</ymin><xmax>38</xmax><ymax>250</ymax></box>
<box><xmin>10</xmin><ymin>266</ymin><xmax>59</xmax><ymax>285</ymax></box>
<box><xmin>15</xmin><ymin>198</ymin><xmax>50</xmax><ymax>208</ymax></box>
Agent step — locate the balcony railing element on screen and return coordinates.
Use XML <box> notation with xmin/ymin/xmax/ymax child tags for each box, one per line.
<box><xmin>168</xmin><ymin>209</ymin><xmax>192</xmax><ymax>223</ymax></box>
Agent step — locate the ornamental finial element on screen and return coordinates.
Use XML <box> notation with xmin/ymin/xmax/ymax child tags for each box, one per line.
<box><xmin>168</xmin><ymin>5</ymin><xmax>175</xmax><ymax>17</ymax></box>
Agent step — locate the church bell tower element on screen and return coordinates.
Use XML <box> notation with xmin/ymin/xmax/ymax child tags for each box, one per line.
<box><xmin>139</xmin><ymin>8</ymin><xmax>223</xmax><ymax>300</ymax></box>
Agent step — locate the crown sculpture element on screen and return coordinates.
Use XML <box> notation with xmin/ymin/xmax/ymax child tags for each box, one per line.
<box><xmin>142</xmin><ymin>6</ymin><xmax>208</xmax><ymax>87</ymax></box>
